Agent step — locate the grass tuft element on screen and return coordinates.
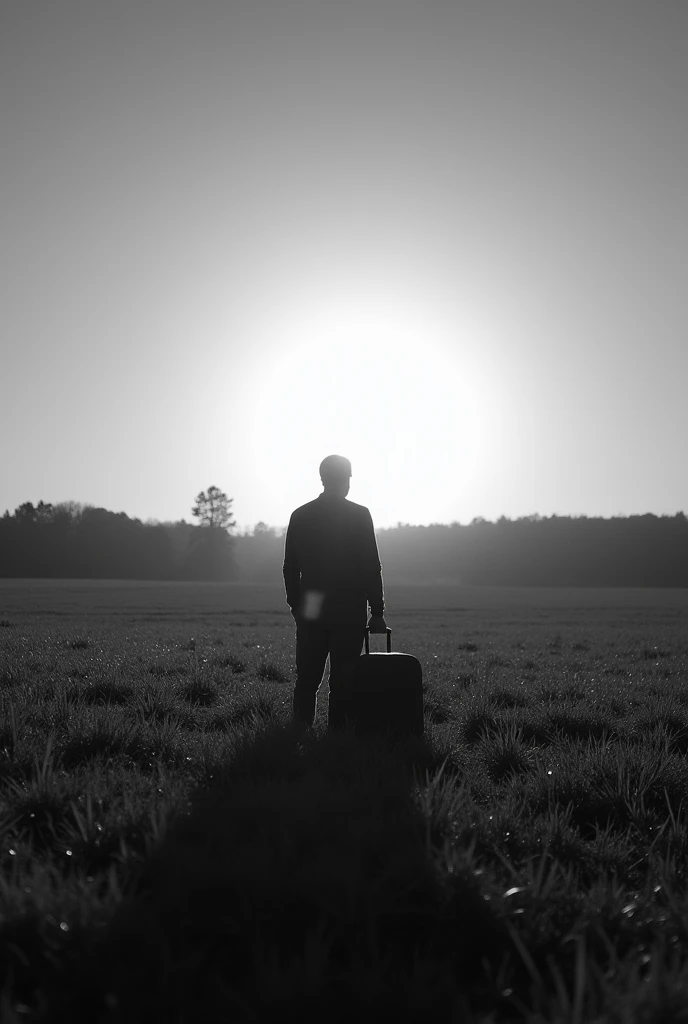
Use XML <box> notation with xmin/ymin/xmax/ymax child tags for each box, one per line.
<box><xmin>423</xmin><ymin>693</ymin><xmax>454</xmax><ymax>724</ymax></box>
<box><xmin>228</xmin><ymin>692</ymin><xmax>278</xmax><ymax>727</ymax></box>
<box><xmin>461</xmin><ymin>708</ymin><xmax>498</xmax><ymax>743</ymax></box>
<box><xmin>148</xmin><ymin>663</ymin><xmax>180</xmax><ymax>678</ymax></box>
<box><xmin>80</xmin><ymin>682</ymin><xmax>134</xmax><ymax>706</ymax></box>
<box><xmin>483</xmin><ymin>723</ymin><xmax>534</xmax><ymax>782</ymax></box>
<box><xmin>215</xmin><ymin>654</ymin><xmax>246</xmax><ymax>674</ymax></box>
<box><xmin>60</xmin><ymin>718</ymin><xmax>144</xmax><ymax>769</ymax></box>
<box><xmin>548</xmin><ymin>711</ymin><xmax>615</xmax><ymax>742</ymax></box>
<box><xmin>489</xmin><ymin>687</ymin><xmax>529</xmax><ymax>710</ymax></box>
<box><xmin>181</xmin><ymin>681</ymin><xmax>219</xmax><ymax>707</ymax></box>
<box><xmin>257</xmin><ymin>660</ymin><xmax>291</xmax><ymax>684</ymax></box>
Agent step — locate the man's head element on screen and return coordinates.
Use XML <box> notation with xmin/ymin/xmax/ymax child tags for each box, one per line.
<box><xmin>319</xmin><ymin>454</ymin><xmax>351</xmax><ymax>498</ymax></box>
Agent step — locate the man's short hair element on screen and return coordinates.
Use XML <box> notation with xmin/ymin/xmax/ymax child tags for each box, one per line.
<box><xmin>319</xmin><ymin>454</ymin><xmax>351</xmax><ymax>482</ymax></box>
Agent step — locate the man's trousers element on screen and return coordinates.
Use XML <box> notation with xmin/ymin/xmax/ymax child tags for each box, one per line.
<box><xmin>293</xmin><ymin>621</ymin><xmax>365</xmax><ymax>728</ymax></box>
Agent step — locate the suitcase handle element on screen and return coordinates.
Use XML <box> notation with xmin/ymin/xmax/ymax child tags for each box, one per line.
<box><xmin>365</xmin><ymin>627</ymin><xmax>392</xmax><ymax>654</ymax></box>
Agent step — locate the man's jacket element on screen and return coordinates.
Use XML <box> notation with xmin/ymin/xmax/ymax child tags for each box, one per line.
<box><xmin>283</xmin><ymin>494</ymin><xmax>384</xmax><ymax>626</ymax></box>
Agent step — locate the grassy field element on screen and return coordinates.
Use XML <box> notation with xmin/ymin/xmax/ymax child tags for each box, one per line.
<box><xmin>1</xmin><ymin>580</ymin><xmax>688</xmax><ymax>1021</ymax></box>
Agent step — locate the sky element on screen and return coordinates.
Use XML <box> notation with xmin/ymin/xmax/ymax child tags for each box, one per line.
<box><xmin>2</xmin><ymin>0</ymin><xmax>687</xmax><ymax>530</ymax></box>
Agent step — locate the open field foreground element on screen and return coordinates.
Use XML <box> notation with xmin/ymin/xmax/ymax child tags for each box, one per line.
<box><xmin>2</xmin><ymin>580</ymin><xmax>688</xmax><ymax>1021</ymax></box>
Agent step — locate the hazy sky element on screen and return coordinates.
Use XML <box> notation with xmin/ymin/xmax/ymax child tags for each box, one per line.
<box><xmin>2</xmin><ymin>0</ymin><xmax>687</xmax><ymax>530</ymax></box>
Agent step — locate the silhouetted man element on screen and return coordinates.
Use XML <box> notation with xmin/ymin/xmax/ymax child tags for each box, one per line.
<box><xmin>283</xmin><ymin>454</ymin><xmax>387</xmax><ymax>729</ymax></box>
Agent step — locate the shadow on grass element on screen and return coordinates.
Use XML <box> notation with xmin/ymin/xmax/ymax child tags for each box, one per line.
<box><xmin>42</xmin><ymin>723</ymin><xmax>507</xmax><ymax>1023</ymax></box>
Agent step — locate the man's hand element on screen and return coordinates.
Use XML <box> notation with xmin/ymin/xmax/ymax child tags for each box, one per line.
<box><xmin>367</xmin><ymin>614</ymin><xmax>388</xmax><ymax>634</ymax></box>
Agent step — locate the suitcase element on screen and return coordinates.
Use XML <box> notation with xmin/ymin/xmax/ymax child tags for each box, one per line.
<box><xmin>340</xmin><ymin>628</ymin><xmax>424</xmax><ymax>737</ymax></box>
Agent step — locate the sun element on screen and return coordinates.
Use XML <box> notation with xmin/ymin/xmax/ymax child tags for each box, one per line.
<box><xmin>244</xmin><ymin>301</ymin><xmax>487</xmax><ymax>527</ymax></box>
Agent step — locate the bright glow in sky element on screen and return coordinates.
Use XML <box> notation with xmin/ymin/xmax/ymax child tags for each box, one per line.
<box><xmin>2</xmin><ymin>0</ymin><xmax>687</xmax><ymax>529</ymax></box>
<box><xmin>244</xmin><ymin>292</ymin><xmax>494</xmax><ymax>527</ymax></box>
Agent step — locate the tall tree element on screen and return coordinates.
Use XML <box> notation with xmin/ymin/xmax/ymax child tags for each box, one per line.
<box><xmin>191</xmin><ymin>487</ymin><xmax>236</xmax><ymax>531</ymax></box>
<box><xmin>187</xmin><ymin>486</ymin><xmax>237</xmax><ymax>580</ymax></box>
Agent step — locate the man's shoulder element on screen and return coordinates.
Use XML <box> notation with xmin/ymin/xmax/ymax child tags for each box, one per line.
<box><xmin>342</xmin><ymin>499</ymin><xmax>372</xmax><ymax>518</ymax></box>
<box><xmin>288</xmin><ymin>497</ymin><xmax>371</xmax><ymax>523</ymax></box>
<box><xmin>288</xmin><ymin>498</ymin><xmax>322</xmax><ymax>522</ymax></box>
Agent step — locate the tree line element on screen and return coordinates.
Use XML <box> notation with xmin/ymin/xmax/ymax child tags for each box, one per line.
<box><xmin>375</xmin><ymin>513</ymin><xmax>688</xmax><ymax>587</ymax></box>
<box><xmin>1</xmin><ymin>494</ymin><xmax>687</xmax><ymax>586</ymax></box>
<box><xmin>0</xmin><ymin>490</ymin><xmax>284</xmax><ymax>583</ymax></box>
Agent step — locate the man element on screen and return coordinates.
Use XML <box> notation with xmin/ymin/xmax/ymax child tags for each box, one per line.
<box><xmin>283</xmin><ymin>454</ymin><xmax>387</xmax><ymax>729</ymax></box>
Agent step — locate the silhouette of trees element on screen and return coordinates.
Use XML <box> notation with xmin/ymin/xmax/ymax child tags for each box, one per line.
<box><xmin>186</xmin><ymin>486</ymin><xmax>237</xmax><ymax>581</ymax></box>
<box><xmin>375</xmin><ymin>513</ymin><xmax>688</xmax><ymax>586</ymax></box>
<box><xmin>191</xmin><ymin>487</ymin><xmax>236</xmax><ymax>530</ymax></box>
<box><xmin>0</xmin><ymin>502</ymin><xmax>175</xmax><ymax>579</ymax></box>
<box><xmin>1</xmin><ymin>501</ymin><xmax>687</xmax><ymax>585</ymax></box>
<box><xmin>232</xmin><ymin>523</ymin><xmax>285</xmax><ymax>582</ymax></box>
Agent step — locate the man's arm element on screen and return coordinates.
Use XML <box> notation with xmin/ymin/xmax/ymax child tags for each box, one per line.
<box><xmin>361</xmin><ymin>509</ymin><xmax>385</xmax><ymax>623</ymax></box>
<box><xmin>282</xmin><ymin>516</ymin><xmax>301</xmax><ymax>615</ymax></box>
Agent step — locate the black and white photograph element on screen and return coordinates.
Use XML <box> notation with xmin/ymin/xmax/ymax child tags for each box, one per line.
<box><xmin>2</xmin><ymin>1</ymin><xmax>688</xmax><ymax>1019</ymax></box>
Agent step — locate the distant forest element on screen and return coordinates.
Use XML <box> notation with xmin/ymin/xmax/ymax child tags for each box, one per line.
<box><xmin>2</xmin><ymin>500</ymin><xmax>688</xmax><ymax>587</ymax></box>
